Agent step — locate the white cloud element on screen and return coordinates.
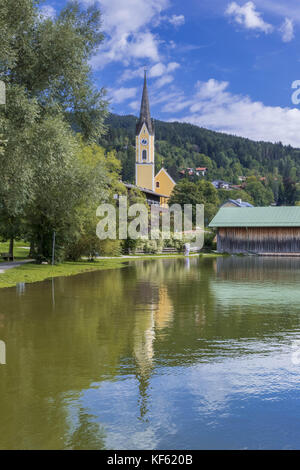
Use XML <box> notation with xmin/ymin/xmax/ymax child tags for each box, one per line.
<box><xmin>254</xmin><ymin>0</ymin><xmax>300</xmax><ymax>24</ymax></box>
<box><xmin>40</xmin><ymin>5</ymin><xmax>56</xmax><ymax>19</ymax></box>
<box><xmin>169</xmin><ymin>14</ymin><xmax>185</xmax><ymax>26</ymax></box>
<box><xmin>129</xmin><ymin>100</ymin><xmax>140</xmax><ymax>111</ymax></box>
<box><xmin>154</xmin><ymin>75</ymin><xmax>174</xmax><ymax>88</ymax></box>
<box><xmin>279</xmin><ymin>18</ymin><xmax>294</xmax><ymax>42</ymax></box>
<box><xmin>121</xmin><ymin>61</ymin><xmax>180</xmax><ymax>82</ymax></box>
<box><xmin>108</xmin><ymin>87</ymin><xmax>138</xmax><ymax>104</ymax></box>
<box><xmin>162</xmin><ymin>14</ymin><xmax>185</xmax><ymax>27</ymax></box>
<box><xmin>84</xmin><ymin>0</ymin><xmax>170</xmax><ymax>69</ymax></box>
<box><xmin>150</xmin><ymin>61</ymin><xmax>180</xmax><ymax>77</ymax></box>
<box><xmin>168</xmin><ymin>79</ymin><xmax>300</xmax><ymax>147</ymax></box>
<box><xmin>225</xmin><ymin>1</ymin><xmax>273</xmax><ymax>33</ymax></box>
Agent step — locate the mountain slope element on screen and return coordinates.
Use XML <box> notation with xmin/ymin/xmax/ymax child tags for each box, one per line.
<box><xmin>101</xmin><ymin>113</ymin><xmax>300</xmax><ymax>185</ymax></box>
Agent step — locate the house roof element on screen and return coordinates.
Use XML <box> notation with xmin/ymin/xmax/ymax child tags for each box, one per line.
<box><xmin>209</xmin><ymin>206</ymin><xmax>300</xmax><ymax>228</ymax></box>
<box><xmin>155</xmin><ymin>167</ymin><xmax>176</xmax><ymax>185</ymax></box>
<box><xmin>223</xmin><ymin>199</ymin><xmax>253</xmax><ymax>208</ymax></box>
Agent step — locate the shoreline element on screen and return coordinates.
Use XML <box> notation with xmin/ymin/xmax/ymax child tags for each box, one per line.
<box><xmin>0</xmin><ymin>253</ymin><xmax>223</xmax><ymax>289</ymax></box>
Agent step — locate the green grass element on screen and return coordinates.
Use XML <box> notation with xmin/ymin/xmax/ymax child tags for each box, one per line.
<box><xmin>198</xmin><ymin>252</ymin><xmax>228</xmax><ymax>258</ymax></box>
<box><xmin>0</xmin><ymin>243</ymin><xmax>228</xmax><ymax>289</ymax></box>
<box><xmin>0</xmin><ymin>240</ymin><xmax>30</xmax><ymax>261</ymax></box>
<box><xmin>0</xmin><ymin>259</ymin><xmax>127</xmax><ymax>289</ymax></box>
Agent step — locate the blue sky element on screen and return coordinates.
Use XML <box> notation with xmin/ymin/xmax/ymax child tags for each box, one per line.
<box><xmin>41</xmin><ymin>1</ymin><xmax>300</xmax><ymax>146</ymax></box>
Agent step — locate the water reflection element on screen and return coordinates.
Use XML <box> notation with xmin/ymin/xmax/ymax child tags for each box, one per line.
<box><xmin>0</xmin><ymin>257</ymin><xmax>300</xmax><ymax>449</ymax></box>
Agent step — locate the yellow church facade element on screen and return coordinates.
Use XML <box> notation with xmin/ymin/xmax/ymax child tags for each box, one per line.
<box><xmin>154</xmin><ymin>168</ymin><xmax>176</xmax><ymax>201</ymax></box>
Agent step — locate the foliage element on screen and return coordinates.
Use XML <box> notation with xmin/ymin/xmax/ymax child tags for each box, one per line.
<box><xmin>245</xmin><ymin>176</ymin><xmax>274</xmax><ymax>206</ymax></box>
<box><xmin>277</xmin><ymin>178</ymin><xmax>298</xmax><ymax>206</ymax></box>
<box><xmin>169</xmin><ymin>179</ymin><xmax>220</xmax><ymax>226</ymax></box>
<box><xmin>0</xmin><ymin>0</ymin><xmax>109</xmax><ymax>260</ymax></box>
<box><xmin>218</xmin><ymin>189</ymin><xmax>255</xmax><ymax>206</ymax></box>
<box><xmin>0</xmin><ymin>0</ymin><xmax>108</xmax><ymax>140</ymax></box>
<box><xmin>203</xmin><ymin>231</ymin><xmax>217</xmax><ymax>251</ymax></box>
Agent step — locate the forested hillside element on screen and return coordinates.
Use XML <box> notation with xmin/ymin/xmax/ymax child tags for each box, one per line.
<box><xmin>101</xmin><ymin>114</ymin><xmax>300</xmax><ymax>200</ymax></box>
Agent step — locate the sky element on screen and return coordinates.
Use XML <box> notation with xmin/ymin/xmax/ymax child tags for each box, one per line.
<box><xmin>41</xmin><ymin>0</ymin><xmax>300</xmax><ymax>147</ymax></box>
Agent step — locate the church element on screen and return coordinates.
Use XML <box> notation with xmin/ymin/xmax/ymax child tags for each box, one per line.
<box><xmin>124</xmin><ymin>71</ymin><xmax>176</xmax><ymax>207</ymax></box>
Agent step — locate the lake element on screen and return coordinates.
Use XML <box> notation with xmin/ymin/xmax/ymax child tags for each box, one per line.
<box><xmin>0</xmin><ymin>256</ymin><xmax>300</xmax><ymax>450</ymax></box>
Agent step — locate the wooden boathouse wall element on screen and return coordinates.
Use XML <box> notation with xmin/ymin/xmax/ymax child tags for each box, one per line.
<box><xmin>217</xmin><ymin>227</ymin><xmax>300</xmax><ymax>253</ymax></box>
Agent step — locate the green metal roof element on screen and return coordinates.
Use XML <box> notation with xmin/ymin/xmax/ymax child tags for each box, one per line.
<box><xmin>209</xmin><ymin>206</ymin><xmax>300</xmax><ymax>228</ymax></box>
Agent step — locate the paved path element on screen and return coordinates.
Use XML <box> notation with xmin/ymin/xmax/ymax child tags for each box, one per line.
<box><xmin>0</xmin><ymin>260</ymin><xmax>33</xmax><ymax>274</ymax></box>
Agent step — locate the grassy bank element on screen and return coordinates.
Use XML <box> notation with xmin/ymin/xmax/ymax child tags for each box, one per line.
<box><xmin>0</xmin><ymin>259</ymin><xmax>127</xmax><ymax>289</ymax></box>
<box><xmin>0</xmin><ymin>251</ymin><xmax>226</xmax><ymax>289</ymax></box>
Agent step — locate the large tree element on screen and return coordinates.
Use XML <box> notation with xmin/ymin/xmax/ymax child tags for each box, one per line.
<box><xmin>169</xmin><ymin>179</ymin><xmax>220</xmax><ymax>226</ymax></box>
<box><xmin>0</xmin><ymin>0</ymin><xmax>107</xmax><ymax>140</ymax></box>
<box><xmin>0</xmin><ymin>0</ymin><xmax>108</xmax><ymax>258</ymax></box>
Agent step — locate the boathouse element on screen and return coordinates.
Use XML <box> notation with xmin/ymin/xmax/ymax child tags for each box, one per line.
<box><xmin>209</xmin><ymin>206</ymin><xmax>300</xmax><ymax>254</ymax></box>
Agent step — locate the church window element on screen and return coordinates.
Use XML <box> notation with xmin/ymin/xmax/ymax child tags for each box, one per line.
<box><xmin>142</xmin><ymin>150</ymin><xmax>147</xmax><ymax>161</ymax></box>
<box><xmin>156</xmin><ymin>181</ymin><xmax>160</xmax><ymax>188</ymax></box>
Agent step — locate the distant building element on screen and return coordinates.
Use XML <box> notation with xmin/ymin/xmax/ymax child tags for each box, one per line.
<box><xmin>195</xmin><ymin>167</ymin><xmax>207</xmax><ymax>176</ymax></box>
<box><xmin>209</xmin><ymin>206</ymin><xmax>300</xmax><ymax>254</ymax></box>
<box><xmin>212</xmin><ymin>180</ymin><xmax>231</xmax><ymax>190</ymax></box>
<box><xmin>221</xmin><ymin>199</ymin><xmax>253</xmax><ymax>208</ymax></box>
<box><xmin>179</xmin><ymin>167</ymin><xmax>207</xmax><ymax>178</ymax></box>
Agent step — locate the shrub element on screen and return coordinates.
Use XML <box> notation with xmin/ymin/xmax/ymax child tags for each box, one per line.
<box><xmin>203</xmin><ymin>231</ymin><xmax>217</xmax><ymax>251</ymax></box>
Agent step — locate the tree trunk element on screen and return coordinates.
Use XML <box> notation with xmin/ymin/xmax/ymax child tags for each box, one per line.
<box><xmin>29</xmin><ymin>241</ymin><xmax>35</xmax><ymax>258</ymax></box>
<box><xmin>9</xmin><ymin>237</ymin><xmax>14</xmax><ymax>260</ymax></box>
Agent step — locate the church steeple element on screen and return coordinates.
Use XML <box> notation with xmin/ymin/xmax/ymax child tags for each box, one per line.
<box><xmin>136</xmin><ymin>70</ymin><xmax>154</xmax><ymax>135</ymax></box>
<box><xmin>135</xmin><ymin>71</ymin><xmax>155</xmax><ymax>191</ymax></box>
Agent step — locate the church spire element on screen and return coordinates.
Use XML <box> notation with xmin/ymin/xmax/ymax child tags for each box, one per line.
<box><xmin>136</xmin><ymin>69</ymin><xmax>154</xmax><ymax>135</ymax></box>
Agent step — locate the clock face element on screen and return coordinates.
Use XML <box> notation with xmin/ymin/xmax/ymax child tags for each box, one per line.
<box><xmin>141</xmin><ymin>138</ymin><xmax>148</xmax><ymax>146</ymax></box>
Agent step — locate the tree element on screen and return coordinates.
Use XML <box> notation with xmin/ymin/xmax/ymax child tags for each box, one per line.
<box><xmin>25</xmin><ymin>115</ymin><xmax>110</xmax><ymax>260</ymax></box>
<box><xmin>277</xmin><ymin>177</ymin><xmax>297</xmax><ymax>206</ymax></box>
<box><xmin>218</xmin><ymin>189</ymin><xmax>255</xmax><ymax>206</ymax></box>
<box><xmin>65</xmin><ymin>142</ymin><xmax>123</xmax><ymax>260</ymax></box>
<box><xmin>245</xmin><ymin>177</ymin><xmax>274</xmax><ymax>206</ymax></box>
<box><xmin>0</xmin><ymin>0</ymin><xmax>108</xmax><ymax>140</ymax></box>
<box><xmin>0</xmin><ymin>85</ymin><xmax>40</xmax><ymax>256</ymax></box>
<box><xmin>0</xmin><ymin>0</ymin><xmax>108</xmax><ymax>258</ymax></box>
<box><xmin>169</xmin><ymin>179</ymin><xmax>220</xmax><ymax>226</ymax></box>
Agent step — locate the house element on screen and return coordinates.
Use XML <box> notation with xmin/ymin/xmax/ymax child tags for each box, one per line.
<box><xmin>212</xmin><ymin>180</ymin><xmax>231</xmax><ymax>190</ymax></box>
<box><xmin>196</xmin><ymin>167</ymin><xmax>207</xmax><ymax>176</ymax></box>
<box><xmin>179</xmin><ymin>167</ymin><xmax>207</xmax><ymax>178</ymax></box>
<box><xmin>209</xmin><ymin>206</ymin><xmax>300</xmax><ymax>254</ymax></box>
<box><xmin>221</xmin><ymin>199</ymin><xmax>253</xmax><ymax>208</ymax></box>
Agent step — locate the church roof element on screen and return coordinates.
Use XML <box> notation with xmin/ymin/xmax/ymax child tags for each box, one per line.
<box><xmin>124</xmin><ymin>183</ymin><xmax>168</xmax><ymax>198</ymax></box>
<box><xmin>136</xmin><ymin>70</ymin><xmax>154</xmax><ymax>136</ymax></box>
